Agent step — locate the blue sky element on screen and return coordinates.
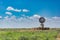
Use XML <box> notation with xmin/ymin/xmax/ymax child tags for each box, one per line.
<box><xmin>0</xmin><ymin>0</ymin><xmax>60</xmax><ymax>28</ymax></box>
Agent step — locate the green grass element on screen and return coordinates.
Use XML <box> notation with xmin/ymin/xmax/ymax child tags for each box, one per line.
<box><xmin>0</xmin><ymin>30</ymin><xmax>59</xmax><ymax>40</ymax></box>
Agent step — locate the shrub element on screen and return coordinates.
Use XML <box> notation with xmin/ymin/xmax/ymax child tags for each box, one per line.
<box><xmin>18</xmin><ymin>36</ymin><xmax>29</xmax><ymax>40</ymax></box>
<box><xmin>31</xmin><ymin>35</ymin><xmax>40</xmax><ymax>40</ymax></box>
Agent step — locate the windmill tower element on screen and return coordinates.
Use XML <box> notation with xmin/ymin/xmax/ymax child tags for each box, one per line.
<box><xmin>39</xmin><ymin>17</ymin><xmax>49</xmax><ymax>30</ymax></box>
<box><xmin>39</xmin><ymin>17</ymin><xmax>45</xmax><ymax>30</ymax></box>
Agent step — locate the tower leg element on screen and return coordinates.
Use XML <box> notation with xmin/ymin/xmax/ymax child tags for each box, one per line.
<box><xmin>41</xmin><ymin>23</ymin><xmax>44</xmax><ymax>30</ymax></box>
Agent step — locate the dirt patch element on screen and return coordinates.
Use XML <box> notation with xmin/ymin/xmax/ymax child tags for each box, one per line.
<box><xmin>56</xmin><ymin>33</ymin><xmax>60</xmax><ymax>40</ymax></box>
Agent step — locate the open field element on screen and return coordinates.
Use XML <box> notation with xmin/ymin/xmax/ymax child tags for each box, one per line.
<box><xmin>0</xmin><ymin>28</ymin><xmax>60</xmax><ymax>40</ymax></box>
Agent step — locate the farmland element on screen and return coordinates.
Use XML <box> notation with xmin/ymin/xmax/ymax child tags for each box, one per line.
<box><xmin>0</xmin><ymin>28</ymin><xmax>59</xmax><ymax>40</ymax></box>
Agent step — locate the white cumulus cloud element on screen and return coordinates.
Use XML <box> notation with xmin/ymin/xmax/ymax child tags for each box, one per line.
<box><xmin>14</xmin><ymin>9</ymin><xmax>21</xmax><ymax>12</ymax></box>
<box><xmin>6</xmin><ymin>6</ymin><xmax>30</xmax><ymax>12</ymax></box>
<box><xmin>0</xmin><ymin>14</ymin><xmax>60</xmax><ymax>28</ymax></box>
<box><xmin>0</xmin><ymin>16</ymin><xmax>2</xmax><ymax>19</ymax></box>
<box><xmin>32</xmin><ymin>14</ymin><xmax>40</xmax><ymax>18</ymax></box>
<box><xmin>29</xmin><ymin>14</ymin><xmax>41</xmax><ymax>19</ymax></box>
<box><xmin>7</xmin><ymin>6</ymin><xmax>14</xmax><ymax>10</ymax></box>
<box><xmin>4</xmin><ymin>16</ymin><xmax>9</xmax><ymax>19</ymax></box>
<box><xmin>23</xmin><ymin>9</ymin><xmax>30</xmax><ymax>12</ymax></box>
<box><xmin>7</xmin><ymin>6</ymin><xmax>21</xmax><ymax>12</ymax></box>
<box><xmin>52</xmin><ymin>16</ymin><xmax>60</xmax><ymax>20</ymax></box>
<box><xmin>5</xmin><ymin>12</ymin><xmax>12</xmax><ymax>15</ymax></box>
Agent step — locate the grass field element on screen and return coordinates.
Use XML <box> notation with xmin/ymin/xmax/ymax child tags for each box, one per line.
<box><xmin>0</xmin><ymin>29</ymin><xmax>59</xmax><ymax>40</ymax></box>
